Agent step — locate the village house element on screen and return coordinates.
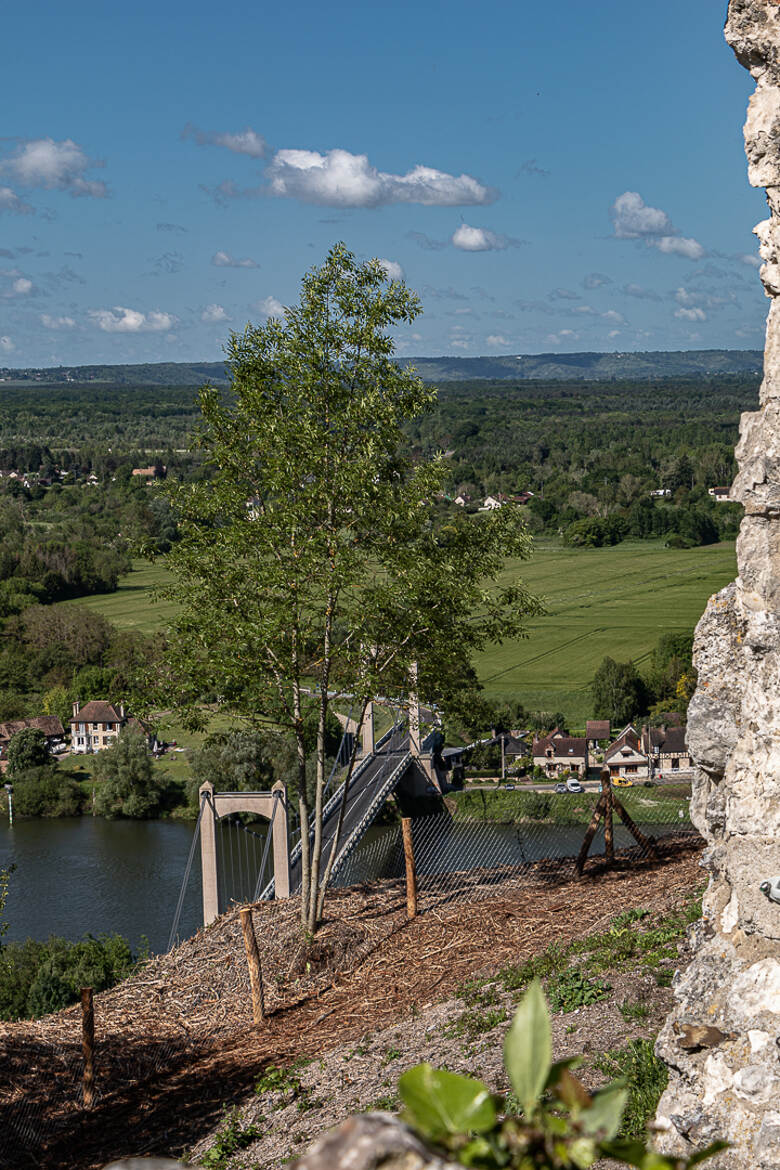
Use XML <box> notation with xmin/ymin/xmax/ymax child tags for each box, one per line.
<box><xmin>532</xmin><ymin>731</ymin><xmax>588</xmax><ymax>778</ymax></box>
<box><xmin>708</xmin><ymin>486</ymin><xmax>731</xmax><ymax>502</ymax></box>
<box><xmin>0</xmin><ymin>715</ymin><xmax>66</xmax><ymax>764</ymax></box>
<box><xmin>585</xmin><ymin>719</ymin><xmax>610</xmax><ymax>749</ymax></box>
<box><xmin>70</xmin><ymin>701</ymin><xmax>128</xmax><ymax>753</ymax></box>
<box><xmin>604</xmin><ymin>725</ymin><xmax>650</xmax><ymax>780</ymax></box>
<box><xmin>453</xmin><ymin>493</ymin><xmax>472</xmax><ymax>507</ymax></box>
<box><xmin>642</xmin><ymin>724</ymin><xmax>692</xmax><ymax>775</ymax></box>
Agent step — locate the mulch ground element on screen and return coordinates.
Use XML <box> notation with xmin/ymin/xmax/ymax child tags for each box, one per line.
<box><xmin>0</xmin><ymin>841</ymin><xmax>703</xmax><ymax>1170</ymax></box>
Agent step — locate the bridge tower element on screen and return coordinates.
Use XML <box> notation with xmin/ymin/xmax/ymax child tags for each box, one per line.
<box><xmin>199</xmin><ymin>779</ymin><xmax>290</xmax><ymax>926</ymax></box>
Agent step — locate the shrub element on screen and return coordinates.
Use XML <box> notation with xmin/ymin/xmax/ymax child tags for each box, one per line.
<box><xmin>12</xmin><ymin>767</ymin><xmax>83</xmax><ymax>816</ymax></box>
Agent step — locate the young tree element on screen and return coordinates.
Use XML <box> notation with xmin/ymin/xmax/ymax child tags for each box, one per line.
<box><xmin>158</xmin><ymin>244</ymin><xmax>542</xmax><ymax>931</ymax></box>
<box><xmin>591</xmin><ymin>657</ymin><xmax>647</xmax><ymax>727</ymax></box>
<box><xmin>92</xmin><ymin>731</ymin><xmax>161</xmax><ymax>818</ymax></box>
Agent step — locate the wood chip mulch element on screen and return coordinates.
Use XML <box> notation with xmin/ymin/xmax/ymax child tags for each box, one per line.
<box><xmin>0</xmin><ymin>840</ymin><xmax>703</xmax><ymax>1170</ymax></box>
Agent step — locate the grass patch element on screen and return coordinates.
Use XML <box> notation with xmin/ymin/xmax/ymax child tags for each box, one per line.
<box><xmin>595</xmin><ymin>1038</ymin><xmax>668</xmax><ymax>1141</ymax></box>
<box><xmin>199</xmin><ymin>1109</ymin><xmax>264</xmax><ymax>1169</ymax></box>
<box><xmin>545</xmin><ymin>968</ymin><xmax>611</xmax><ymax>1013</ymax></box>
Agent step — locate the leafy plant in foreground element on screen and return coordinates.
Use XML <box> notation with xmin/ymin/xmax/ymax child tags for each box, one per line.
<box><xmin>399</xmin><ymin>980</ymin><xmax>725</xmax><ymax>1169</ymax></box>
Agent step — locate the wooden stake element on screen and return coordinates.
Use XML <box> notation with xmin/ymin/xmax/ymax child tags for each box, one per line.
<box><xmin>612</xmin><ymin>796</ymin><xmax>658</xmax><ymax>859</ymax></box>
<box><xmin>239</xmin><ymin>906</ymin><xmax>265</xmax><ymax>1023</ymax></box>
<box><xmin>80</xmin><ymin>987</ymin><xmax>95</xmax><ymax>1109</ymax></box>
<box><xmin>576</xmin><ymin>794</ymin><xmax>606</xmax><ymax>874</ymax></box>
<box><xmin>602</xmin><ymin>770</ymin><xmax>614</xmax><ymax>863</ymax></box>
<box><xmin>402</xmin><ymin>817</ymin><xmax>418</xmax><ymax>919</ymax></box>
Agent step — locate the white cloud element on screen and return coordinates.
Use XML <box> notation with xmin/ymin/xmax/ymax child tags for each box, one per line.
<box><xmin>549</xmin><ymin>287</ymin><xmax>580</xmax><ymax>301</ymax></box>
<box><xmin>88</xmin><ymin>306</ymin><xmax>177</xmax><ymax>333</ymax></box>
<box><xmin>0</xmin><ymin>186</ymin><xmax>34</xmax><ymax>215</ymax></box>
<box><xmin>607</xmin><ymin>329</ymin><xmax>621</xmax><ymax>338</ymax></box>
<box><xmin>255</xmin><ymin>295</ymin><xmax>285</xmax><ymax>319</ymax></box>
<box><xmin>486</xmin><ymin>334</ymin><xmax>510</xmax><ymax>347</ymax></box>
<box><xmin>674</xmin><ymin>306</ymin><xmax>707</xmax><ymax>322</ymax></box>
<box><xmin>265</xmin><ymin>148</ymin><xmax>495</xmax><ymax>208</ymax></box>
<box><xmin>12</xmin><ymin>277</ymin><xmax>32</xmax><ymax>295</ymax></box>
<box><xmin>377</xmin><ymin>258</ymin><xmax>404</xmax><ymax>281</ymax></box>
<box><xmin>545</xmin><ymin>329</ymin><xmax>579</xmax><ymax>344</ymax></box>
<box><xmin>183</xmin><ymin>124</ymin><xmax>267</xmax><ymax>158</ymax></box>
<box><xmin>610</xmin><ymin>191</ymin><xmax>704</xmax><ymax>260</ymax></box>
<box><xmin>0</xmin><ymin>336</ymin><xmax>14</xmax><ymax>352</ymax></box>
<box><xmin>602</xmin><ymin>309</ymin><xmax>625</xmax><ymax>324</ymax></box>
<box><xmin>583</xmin><ymin>272</ymin><xmax>611</xmax><ymax>289</ymax></box>
<box><xmin>201</xmin><ymin>303</ymin><xmax>229</xmax><ymax>323</ymax></box>
<box><xmin>4</xmin><ymin>138</ymin><xmax>107</xmax><ymax>197</ymax></box>
<box><xmin>654</xmin><ymin>235</ymin><xmax>705</xmax><ymax>260</ymax></box>
<box><xmin>451</xmin><ymin>338</ymin><xmax>470</xmax><ymax>350</ymax></box>
<box><xmin>212</xmin><ymin>250</ymin><xmax>258</xmax><ymax>268</ymax></box>
<box><xmin>739</xmin><ymin>252</ymin><xmax>761</xmax><ymax>268</ymax></box>
<box><xmin>41</xmin><ymin>314</ymin><xmax>76</xmax><ymax>329</ymax></box>
<box><xmin>452</xmin><ymin>223</ymin><xmax>509</xmax><ymax>251</ymax></box>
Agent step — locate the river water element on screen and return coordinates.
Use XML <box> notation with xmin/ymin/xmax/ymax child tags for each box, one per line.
<box><xmin>0</xmin><ymin>813</ymin><xmax>692</xmax><ymax>956</ymax></box>
<box><xmin>0</xmin><ymin>818</ymin><xmax>202</xmax><ymax>955</ymax></box>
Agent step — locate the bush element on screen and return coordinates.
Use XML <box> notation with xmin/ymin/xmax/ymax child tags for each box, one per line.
<box><xmin>0</xmin><ymin>933</ymin><xmax>136</xmax><ymax>1020</ymax></box>
<box><xmin>12</xmin><ymin>767</ymin><xmax>83</xmax><ymax>816</ymax></box>
<box><xmin>6</xmin><ymin>727</ymin><xmax>50</xmax><ymax>775</ymax></box>
<box><xmin>93</xmin><ymin>730</ymin><xmax>166</xmax><ymax>818</ymax></box>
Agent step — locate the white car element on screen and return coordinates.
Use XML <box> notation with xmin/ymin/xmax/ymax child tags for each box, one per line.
<box><xmin>566</xmin><ymin>779</ymin><xmax>584</xmax><ymax>793</ymax></box>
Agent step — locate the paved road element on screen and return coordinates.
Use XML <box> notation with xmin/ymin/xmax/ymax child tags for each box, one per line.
<box><xmin>287</xmin><ymin>724</ymin><xmax>412</xmax><ymax>894</ymax></box>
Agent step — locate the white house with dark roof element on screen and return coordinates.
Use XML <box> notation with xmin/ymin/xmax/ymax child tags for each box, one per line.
<box><xmin>604</xmin><ymin>725</ymin><xmax>650</xmax><ymax>780</ymax></box>
<box><xmin>532</xmin><ymin>732</ymin><xmax>588</xmax><ymax>777</ymax></box>
<box><xmin>70</xmin><ymin>700</ymin><xmax>127</xmax><ymax>753</ymax></box>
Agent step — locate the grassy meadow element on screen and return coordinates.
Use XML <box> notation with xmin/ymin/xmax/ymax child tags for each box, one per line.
<box><xmin>61</xmin><ymin>538</ymin><xmax>736</xmax><ymax>729</ymax></box>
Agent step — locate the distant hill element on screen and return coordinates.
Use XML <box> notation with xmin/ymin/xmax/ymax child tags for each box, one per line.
<box><xmin>0</xmin><ymin>349</ymin><xmax>764</xmax><ymax>386</ymax></box>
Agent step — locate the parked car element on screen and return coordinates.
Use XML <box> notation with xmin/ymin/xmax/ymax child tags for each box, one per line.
<box><xmin>614</xmin><ymin>776</ymin><xmax>634</xmax><ymax>787</ymax></box>
<box><xmin>566</xmin><ymin>779</ymin><xmax>584</xmax><ymax>793</ymax></box>
<box><xmin>554</xmin><ymin>782</ymin><xmax>568</xmax><ymax>793</ymax></box>
<box><xmin>503</xmin><ymin>784</ymin><xmax>516</xmax><ymax>790</ymax></box>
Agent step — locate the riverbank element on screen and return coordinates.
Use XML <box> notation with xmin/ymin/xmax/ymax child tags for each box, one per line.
<box><xmin>1</xmin><ymin>843</ymin><xmax>704</xmax><ymax>1169</ymax></box>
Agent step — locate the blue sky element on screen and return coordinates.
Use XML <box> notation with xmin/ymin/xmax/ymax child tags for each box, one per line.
<box><xmin>0</xmin><ymin>0</ymin><xmax>769</xmax><ymax>366</ymax></box>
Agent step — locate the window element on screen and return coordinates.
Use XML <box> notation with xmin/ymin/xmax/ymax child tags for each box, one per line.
<box><xmin>671</xmin><ymin>758</ymin><xmax>679</xmax><ymax>769</ymax></box>
<box><xmin>93</xmin><ymin>735</ymin><xmax>99</xmax><ymax>744</ymax></box>
<box><xmin>78</xmin><ymin>723</ymin><xmax>85</xmax><ymax>734</ymax></box>
<box><xmin>105</xmin><ymin>723</ymin><xmax>113</xmax><ymax>731</ymax></box>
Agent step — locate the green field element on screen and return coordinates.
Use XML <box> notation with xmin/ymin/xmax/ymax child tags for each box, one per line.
<box><xmin>61</xmin><ymin>539</ymin><xmax>736</xmax><ymax>727</ymax></box>
<box><xmin>473</xmin><ymin>539</ymin><xmax>735</xmax><ymax>725</ymax></box>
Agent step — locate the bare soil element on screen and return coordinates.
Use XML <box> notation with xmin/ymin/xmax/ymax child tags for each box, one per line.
<box><xmin>0</xmin><ymin>842</ymin><xmax>703</xmax><ymax>1170</ymax></box>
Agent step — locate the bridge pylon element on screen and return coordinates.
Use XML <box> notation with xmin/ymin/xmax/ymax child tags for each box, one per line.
<box><xmin>198</xmin><ymin>780</ymin><xmax>290</xmax><ymax>926</ymax></box>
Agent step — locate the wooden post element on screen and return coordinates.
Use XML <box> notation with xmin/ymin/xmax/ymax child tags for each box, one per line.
<box><xmin>612</xmin><ymin>795</ymin><xmax>658</xmax><ymax>859</ymax></box>
<box><xmin>576</xmin><ymin>793</ymin><xmax>606</xmax><ymax>874</ymax></box>
<box><xmin>402</xmin><ymin>817</ymin><xmax>418</xmax><ymax>919</ymax></box>
<box><xmin>81</xmin><ymin>987</ymin><xmax>95</xmax><ymax>1109</ymax></box>
<box><xmin>239</xmin><ymin>906</ymin><xmax>265</xmax><ymax>1023</ymax></box>
<box><xmin>602</xmin><ymin>769</ymin><xmax>614</xmax><ymax>863</ymax></box>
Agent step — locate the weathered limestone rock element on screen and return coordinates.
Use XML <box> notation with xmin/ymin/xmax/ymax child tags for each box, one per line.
<box><xmin>655</xmin><ymin>5</ymin><xmax>780</xmax><ymax>1166</ymax></box>
<box><xmin>289</xmin><ymin>1113</ymin><xmax>460</xmax><ymax>1170</ymax></box>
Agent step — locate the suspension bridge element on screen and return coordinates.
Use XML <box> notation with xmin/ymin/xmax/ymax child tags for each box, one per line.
<box><xmin>168</xmin><ymin>695</ymin><xmax>441</xmax><ymax>943</ymax></box>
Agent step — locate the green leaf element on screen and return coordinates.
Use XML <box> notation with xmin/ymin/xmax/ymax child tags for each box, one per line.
<box><xmin>503</xmin><ymin>979</ymin><xmax>552</xmax><ymax>1116</ymax></box>
<box><xmin>598</xmin><ymin>1139</ymin><xmax>687</xmax><ymax>1169</ymax></box>
<box><xmin>581</xmin><ymin>1081</ymin><xmax>628</xmax><ymax>1139</ymax></box>
<box><xmin>398</xmin><ymin>1064</ymin><xmax>496</xmax><ymax>1141</ymax></box>
<box><xmin>687</xmin><ymin>1141</ymin><xmax>729</xmax><ymax>1166</ymax></box>
<box><xmin>544</xmin><ymin>1055</ymin><xmax>583</xmax><ymax>1090</ymax></box>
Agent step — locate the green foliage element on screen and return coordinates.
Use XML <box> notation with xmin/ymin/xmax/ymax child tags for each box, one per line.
<box><xmin>591</xmin><ymin>657</ymin><xmax>647</xmax><ymax>726</ymax></box>
<box><xmin>92</xmin><ymin>730</ymin><xmax>167</xmax><ymax>818</ymax></box>
<box><xmin>199</xmin><ymin>1109</ymin><xmax>264</xmax><ymax>1169</ymax></box>
<box><xmin>400</xmin><ymin>982</ymin><xmax>724</xmax><ymax>1168</ymax></box>
<box><xmin>0</xmin><ymin>933</ymin><xmax>136</xmax><ymax>1020</ymax></box>
<box><xmin>545</xmin><ymin>969</ymin><xmax>611</xmax><ymax>1013</ymax></box>
<box><xmin>595</xmin><ymin>1040</ymin><xmax>669</xmax><ymax>1143</ymax></box>
<box><xmin>12</xmin><ymin>767</ymin><xmax>83</xmax><ymax>816</ymax></box>
<box><xmin>255</xmin><ymin>1064</ymin><xmax>304</xmax><ymax>1098</ymax></box>
<box><xmin>6</xmin><ymin>727</ymin><xmax>50</xmax><ymax>775</ymax></box>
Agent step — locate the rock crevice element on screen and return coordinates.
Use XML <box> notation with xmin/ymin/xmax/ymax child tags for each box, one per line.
<box><xmin>655</xmin><ymin>5</ymin><xmax>780</xmax><ymax>1165</ymax></box>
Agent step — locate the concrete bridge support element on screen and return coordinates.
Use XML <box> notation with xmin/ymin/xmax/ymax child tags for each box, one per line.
<box><xmin>199</xmin><ymin>779</ymin><xmax>290</xmax><ymax>926</ymax></box>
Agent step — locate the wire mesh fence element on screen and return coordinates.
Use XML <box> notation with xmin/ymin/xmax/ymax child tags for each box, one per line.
<box><xmin>332</xmin><ymin>783</ymin><xmax>700</xmax><ymax>901</ymax></box>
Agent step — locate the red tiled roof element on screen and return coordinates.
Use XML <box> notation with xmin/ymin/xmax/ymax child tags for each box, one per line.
<box><xmin>532</xmin><ymin>735</ymin><xmax>587</xmax><ymax>758</ymax></box>
<box><xmin>586</xmin><ymin>720</ymin><xmax>610</xmax><ymax>738</ymax></box>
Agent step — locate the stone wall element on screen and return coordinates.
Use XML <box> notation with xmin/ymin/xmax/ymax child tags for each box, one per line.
<box><xmin>655</xmin><ymin>4</ymin><xmax>780</xmax><ymax>1166</ymax></box>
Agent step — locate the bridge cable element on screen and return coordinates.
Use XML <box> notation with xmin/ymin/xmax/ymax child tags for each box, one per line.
<box><xmin>167</xmin><ymin>798</ymin><xmax>205</xmax><ymax>952</ymax></box>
